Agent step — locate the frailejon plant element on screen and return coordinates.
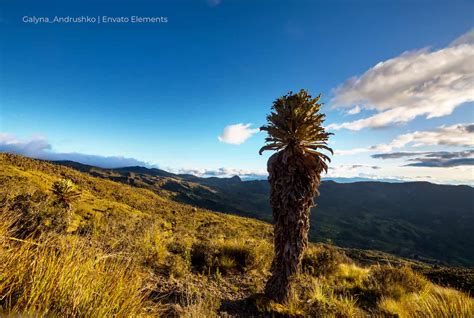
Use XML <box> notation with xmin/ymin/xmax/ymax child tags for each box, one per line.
<box><xmin>51</xmin><ymin>179</ymin><xmax>81</xmax><ymax>211</ymax></box>
<box><xmin>259</xmin><ymin>89</ymin><xmax>333</xmax><ymax>302</ymax></box>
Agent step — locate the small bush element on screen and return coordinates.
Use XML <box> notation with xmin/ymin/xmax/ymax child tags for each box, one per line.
<box><xmin>190</xmin><ymin>239</ymin><xmax>266</xmax><ymax>274</ymax></box>
<box><xmin>191</xmin><ymin>241</ymin><xmax>217</xmax><ymax>272</ymax></box>
<box><xmin>219</xmin><ymin>240</ymin><xmax>258</xmax><ymax>271</ymax></box>
<box><xmin>302</xmin><ymin>245</ymin><xmax>348</xmax><ymax>277</ymax></box>
<box><xmin>365</xmin><ymin>265</ymin><xmax>428</xmax><ymax>300</ymax></box>
<box><xmin>350</xmin><ymin>265</ymin><xmax>429</xmax><ymax>310</ymax></box>
<box><xmin>6</xmin><ymin>192</ymin><xmax>68</xmax><ymax>238</ymax></box>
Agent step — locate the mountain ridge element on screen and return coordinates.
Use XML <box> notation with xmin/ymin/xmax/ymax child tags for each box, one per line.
<box><xmin>50</xmin><ymin>159</ymin><xmax>474</xmax><ymax>267</ymax></box>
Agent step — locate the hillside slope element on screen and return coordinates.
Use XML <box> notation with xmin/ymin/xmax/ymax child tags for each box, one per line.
<box><xmin>1</xmin><ymin>154</ymin><xmax>473</xmax><ymax>317</ymax></box>
<box><xmin>55</xmin><ymin>160</ymin><xmax>474</xmax><ymax>267</ymax></box>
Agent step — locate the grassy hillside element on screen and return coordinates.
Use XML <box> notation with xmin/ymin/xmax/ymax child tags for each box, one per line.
<box><xmin>1</xmin><ymin>154</ymin><xmax>473</xmax><ymax>317</ymax></box>
<box><xmin>55</xmin><ymin>160</ymin><xmax>474</xmax><ymax>267</ymax></box>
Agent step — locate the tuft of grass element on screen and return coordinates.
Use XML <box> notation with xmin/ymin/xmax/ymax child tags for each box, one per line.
<box><xmin>333</xmin><ymin>263</ymin><xmax>370</xmax><ymax>291</ymax></box>
<box><xmin>379</xmin><ymin>285</ymin><xmax>474</xmax><ymax>317</ymax></box>
<box><xmin>169</xmin><ymin>283</ymin><xmax>221</xmax><ymax>318</ymax></box>
<box><xmin>137</xmin><ymin>221</ymin><xmax>170</xmax><ymax>270</ymax></box>
<box><xmin>0</xmin><ymin>225</ymin><xmax>150</xmax><ymax>316</ymax></box>
<box><xmin>166</xmin><ymin>254</ymin><xmax>190</xmax><ymax>279</ymax></box>
<box><xmin>263</xmin><ymin>276</ymin><xmax>364</xmax><ymax>317</ymax></box>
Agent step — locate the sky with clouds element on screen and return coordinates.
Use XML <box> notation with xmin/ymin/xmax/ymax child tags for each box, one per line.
<box><xmin>1</xmin><ymin>0</ymin><xmax>473</xmax><ymax>184</ymax></box>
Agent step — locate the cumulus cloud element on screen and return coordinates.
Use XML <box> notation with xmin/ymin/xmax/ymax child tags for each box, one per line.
<box><xmin>218</xmin><ymin>123</ymin><xmax>259</xmax><ymax>145</ymax></box>
<box><xmin>176</xmin><ymin>167</ymin><xmax>267</xmax><ymax>180</ymax></box>
<box><xmin>336</xmin><ymin>123</ymin><xmax>474</xmax><ymax>156</ymax></box>
<box><xmin>328</xmin><ymin>29</ymin><xmax>474</xmax><ymax>130</ymax></box>
<box><xmin>0</xmin><ymin>133</ymin><xmax>152</xmax><ymax>168</ymax></box>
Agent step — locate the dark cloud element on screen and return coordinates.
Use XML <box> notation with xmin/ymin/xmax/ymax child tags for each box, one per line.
<box><xmin>0</xmin><ymin>134</ymin><xmax>152</xmax><ymax>168</ymax></box>
<box><xmin>373</xmin><ymin>150</ymin><xmax>474</xmax><ymax>168</ymax></box>
<box><xmin>350</xmin><ymin>164</ymin><xmax>380</xmax><ymax>170</ymax></box>
<box><xmin>405</xmin><ymin>158</ymin><xmax>474</xmax><ymax>168</ymax></box>
<box><xmin>372</xmin><ymin>152</ymin><xmax>421</xmax><ymax>159</ymax></box>
<box><xmin>424</xmin><ymin>150</ymin><xmax>474</xmax><ymax>159</ymax></box>
<box><xmin>464</xmin><ymin>124</ymin><xmax>474</xmax><ymax>133</ymax></box>
<box><xmin>373</xmin><ymin>150</ymin><xmax>474</xmax><ymax>160</ymax></box>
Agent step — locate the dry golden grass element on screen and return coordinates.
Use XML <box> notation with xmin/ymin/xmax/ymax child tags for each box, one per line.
<box><xmin>0</xmin><ymin>214</ymin><xmax>151</xmax><ymax>317</ymax></box>
<box><xmin>380</xmin><ymin>285</ymin><xmax>474</xmax><ymax>317</ymax></box>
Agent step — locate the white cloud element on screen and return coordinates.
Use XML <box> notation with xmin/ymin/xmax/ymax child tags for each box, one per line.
<box><xmin>218</xmin><ymin>123</ymin><xmax>259</xmax><ymax>145</ymax></box>
<box><xmin>176</xmin><ymin>167</ymin><xmax>267</xmax><ymax>179</ymax></box>
<box><xmin>336</xmin><ymin>123</ymin><xmax>474</xmax><ymax>155</ymax></box>
<box><xmin>450</xmin><ymin>28</ymin><xmax>474</xmax><ymax>46</ymax></box>
<box><xmin>329</xmin><ymin>29</ymin><xmax>474</xmax><ymax>131</ymax></box>
<box><xmin>346</xmin><ymin>105</ymin><xmax>361</xmax><ymax>115</ymax></box>
<box><xmin>326</xmin><ymin>163</ymin><xmax>474</xmax><ymax>185</ymax></box>
<box><xmin>326</xmin><ymin>164</ymin><xmax>386</xmax><ymax>179</ymax></box>
<box><xmin>0</xmin><ymin>133</ymin><xmax>153</xmax><ymax>168</ymax></box>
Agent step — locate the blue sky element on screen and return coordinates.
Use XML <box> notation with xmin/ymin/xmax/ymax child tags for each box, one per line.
<box><xmin>1</xmin><ymin>0</ymin><xmax>473</xmax><ymax>183</ymax></box>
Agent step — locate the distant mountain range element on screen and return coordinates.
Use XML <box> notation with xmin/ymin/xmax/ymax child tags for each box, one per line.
<box><xmin>54</xmin><ymin>160</ymin><xmax>474</xmax><ymax>267</ymax></box>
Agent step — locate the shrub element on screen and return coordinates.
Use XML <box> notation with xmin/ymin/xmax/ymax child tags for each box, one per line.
<box><xmin>352</xmin><ymin>265</ymin><xmax>429</xmax><ymax>309</ymax></box>
<box><xmin>302</xmin><ymin>245</ymin><xmax>348</xmax><ymax>277</ymax></box>
<box><xmin>7</xmin><ymin>193</ymin><xmax>44</xmax><ymax>238</ymax></box>
<box><xmin>365</xmin><ymin>265</ymin><xmax>428</xmax><ymax>300</ymax></box>
<box><xmin>5</xmin><ymin>192</ymin><xmax>67</xmax><ymax>238</ymax></box>
<box><xmin>219</xmin><ymin>240</ymin><xmax>258</xmax><ymax>272</ymax></box>
<box><xmin>190</xmin><ymin>241</ymin><xmax>217</xmax><ymax>272</ymax></box>
<box><xmin>190</xmin><ymin>239</ymin><xmax>269</xmax><ymax>274</ymax></box>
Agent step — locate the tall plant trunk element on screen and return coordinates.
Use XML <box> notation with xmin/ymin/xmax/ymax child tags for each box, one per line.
<box><xmin>264</xmin><ymin>149</ymin><xmax>320</xmax><ymax>303</ymax></box>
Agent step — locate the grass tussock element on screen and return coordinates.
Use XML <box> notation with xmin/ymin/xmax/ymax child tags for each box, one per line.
<box><xmin>0</xmin><ymin>215</ymin><xmax>149</xmax><ymax>317</ymax></box>
<box><xmin>379</xmin><ymin>285</ymin><xmax>474</xmax><ymax>317</ymax></box>
<box><xmin>260</xmin><ymin>276</ymin><xmax>364</xmax><ymax>317</ymax></box>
